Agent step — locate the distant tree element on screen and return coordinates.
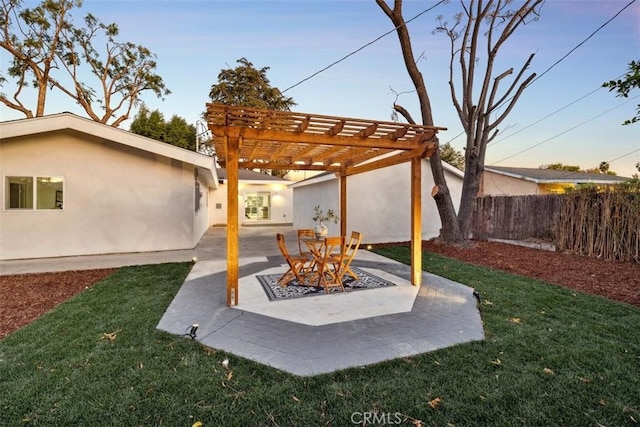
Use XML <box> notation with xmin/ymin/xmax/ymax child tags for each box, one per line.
<box><xmin>209</xmin><ymin>57</ymin><xmax>295</xmax><ymax>111</ymax></box>
<box><xmin>130</xmin><ymin>105</ymin><xmax>196</xmax><ymax>151</ymax></box>
<box><xmin>439</xmin><ymin>142</ymin><xmax>465</xmax><ymax>171</ymax></box>
<box><xmin>0</xmin><ymin>0</ymin><xmax>169</xmax><ymax>127</ymax></box>
<box><xmin>603</xmin><ymin>60</ymin><xmax>639</xmax><ymax>125</ymax></box>
<box><xmin>209</xmin><ymin>57</ymin><xmax>295</xmax><ymax>177</ymax></box>
<box><xmin>541</xmin><ymin>163</ymin><xmax>581</xmax><ymax>172</ymax></box>
<box><xmin>544</xmin><ymin>162</ymin><xmax>618</xmax><ymax>175</ymax></box>
<box><xmin>130</xmin><ymin>104</ymin><xmax>165</xmax><ymax>141</ymax></box>
<box><xmin>164</xmin><ymin>115</ymin><xmax>196</xmax><ymax>151</ymax></box>
<box><xmin>598</xmin><ymin>161</ymin><xmax>610</xmax><ymax>174</ymax></box>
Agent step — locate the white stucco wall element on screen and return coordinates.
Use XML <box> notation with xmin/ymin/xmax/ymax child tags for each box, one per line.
<box><xmin>292</xmin><ymin>178</ymin><xmax>341</xmax><ymax>235</ymax></box>
<box><xmin>209</xmin><ymin>181</ymin><xmax>293</xmax><ymax>226</ymax></box>
<box><xmin>482</xmin><ymin>171</ymin><xmax>540</xmax><ymax>195</ymax></box>
<box><xmin>0</xmin><ymin>132</ymin><xmax>204</xmax><ymax>260</ymax></box>
<box><xmin>291</xmin><ymin>161</ymin><xmax>463</xmax><ymax>243</ymax></box>
<box><xmin>193</xmin><ymin>175</ymin><xmax>210</xmax><ymax>243</ymax></box>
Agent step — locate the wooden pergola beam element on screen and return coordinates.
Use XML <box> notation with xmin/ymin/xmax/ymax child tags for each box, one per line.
<box><xmin>232</xmin><ymin>162</ymin><xmax>342</xmax><ymax>172</ymax></box>
<box><xmin>387</xmin><ymin>126</ymin><xmax>408</xmax><ymax>140</ymax></box>
<box><xmin>356</xmin><ymin>122</ymin><xmax>378</xmax><ymax>138</ymax></box>
<box><xmin>326</xmin><ymin>120</ymin><xmax>345</xmax><ymax>135</ymax></box>
<box><xmin>209</xmin><ymin>125</ymin><xmax>429</xmax><ymax>150</ymax></box>
<box><xmin>344</xmin><ymin>146</ymin><xmax>433</xmax><ymax>176</ymax></box>
<box><xmin>296</xmin><ymin>116</ymin><xmax>311</xmax><ymax>132</ymax></box>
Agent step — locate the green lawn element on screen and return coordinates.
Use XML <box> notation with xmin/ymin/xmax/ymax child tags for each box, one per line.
<box><xmin>1</xmin><ymin>253</ymin><xmax>638</xmax><ymax>426</ymax></box>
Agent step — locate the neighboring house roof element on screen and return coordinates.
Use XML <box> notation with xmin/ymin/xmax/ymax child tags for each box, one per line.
<box><xmin>216</xmin><ymin>168</ymin><xmax>290</xmax><ymax>183</ymax></box>
<box><xmin>484</xmin><ymin>166</ymin><xmax>629</xmax><ymax>184</ymax></box>
<box><xmin>288</xmin><ymin>158</ymin><xmax>464</xmax><ymax>189</ymax></box>
<box><xmin>0</xmin><ymin>113</ymin><xmax>218</xmax><ymax>187</ymax></box>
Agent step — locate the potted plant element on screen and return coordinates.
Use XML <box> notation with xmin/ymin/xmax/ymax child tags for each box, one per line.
<box><xmin>312</xmin><ymin>205</ymin><xmax>339</xmax><ymax>239</ymax></box>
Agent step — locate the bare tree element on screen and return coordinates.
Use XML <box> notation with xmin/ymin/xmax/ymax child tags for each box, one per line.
<box><xmin>0</xmin><ymin>0</ymin><xmax>169</xmax><ymax>127</ymax></box>
<box><xmin>377</xmin><ymin>0</ymin><xmax>544</xmax><ymax>243</ymax></box>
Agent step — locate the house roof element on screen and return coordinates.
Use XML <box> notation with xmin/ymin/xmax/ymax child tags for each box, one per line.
<box><xmin>485</xmin><ymin>166</ymin><xmax>629</xmax><ymax>184</ymax></box>
<box><xmin>216</xmin><ymin>168</ymin><xmax>290</xmax><ymax>183</ymax></box>
<box><xmin>0</xmin><ymin>113</ymin><xmax>218</xmax><ymax>187</ymax></box>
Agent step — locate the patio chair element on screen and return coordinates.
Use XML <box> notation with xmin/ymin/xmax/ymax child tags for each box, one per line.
<box><xmin>316</xmin><ymin>236</ymin><xmax>346</xmax><ymax>293</ymax></box>
<box><xmin>276</xmin><ymin>233</ymin><xmax>312</xmax><ymax>287</ymax></box>
<box><xmin>297</xmin><ymin>228</ymin><xmax>316</xmax><ymax>258</ymax></box>
<box><xmin>336</xmin><ymin>231</ymin><xmax>362</xmax><ymax>283</ymax></box>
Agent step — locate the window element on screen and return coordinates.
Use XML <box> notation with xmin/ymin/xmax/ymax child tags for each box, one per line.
<box><xmin>5</xmin><ymin>176</ymin><xmax>64</xmax><ymax>210</ymax></box>
<box><xmin>244</xmin><ymin>192</ymin><xmax>271</xmax><ymax>220</ymax></box>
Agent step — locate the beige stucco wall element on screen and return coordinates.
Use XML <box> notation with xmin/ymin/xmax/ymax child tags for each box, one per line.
<box><xmin>1</xmin><ymin>131</ymin><xmax>205</xmax><ymax>260</ymax></box>
<box><xmin>292</xmin><ymin>160</ymin><xmax>464</xmax><ymax>243</ymax></box>
<box><xmin>481</xmin><ymin>171</ymin><xmax>540</xmax><ymax>195</ymax></box>
<box><xmin>209</xmin><ymin>181</ymin><xmax>294</xmax><ymax>226</ymax></box>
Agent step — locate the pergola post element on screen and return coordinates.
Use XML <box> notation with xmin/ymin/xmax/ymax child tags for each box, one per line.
<box><xmin>410</xmin><ymin>157</ymin><xmax>422</xmax><ymax>286</ymax></box>
<box><xmin>226</xmin><ymin>136</ymin><xmax>240</xmax><ymax>305</ymax></box>
<box><xmin>339</xmin><ymin>173</ymin><xmax>347</xmax><ymax>237</ymax></box>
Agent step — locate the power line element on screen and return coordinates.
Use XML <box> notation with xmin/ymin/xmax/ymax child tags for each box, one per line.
<box><xmin>528</xmin><ymin>0</ymin><xmax>637</xmax><ymax>87</ymax></box>
<box><xmin>607</xmin><ymin>148</ymin><xmax>640</xmax><ymax>165</ymax></box>
<box><xmin>445</xmin><ymin>72</ymin><xmax>624</xmax><ymax>147</ymax></box>
<box><xmin>282</xmin><ymin>0</ymin><xmax>446</xmax><ymax>93</ymax></box>
<box><xmin>446</xmin><ymin>0</ymin><xmax>637</xmax><ymax>145</ymax></box>
<box><xmin>490</xmin><ymin>74</ymin><xmax>626</xmax><ymax>147</ymax></box>
<box><xmin>443</xmin><ymin>130</ymin><xmax>465</xmax><ymax>144</ymax></box>
<box><xmin>489</xmin><ymin>95</ymin><xmax>640</xmax><ymax>165</ymax></box>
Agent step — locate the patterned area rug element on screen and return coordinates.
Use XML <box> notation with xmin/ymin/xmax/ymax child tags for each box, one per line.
<box><xmin>257</xmin><ymin>267</ymin><xmax>396</xmax><ymax>301</ymax></box>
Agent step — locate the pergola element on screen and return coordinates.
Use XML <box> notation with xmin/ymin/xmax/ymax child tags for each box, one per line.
<box><xmin>206</xmin><ymin>103</ymin><xmax>446</xmax><ymax>306</ymax></box>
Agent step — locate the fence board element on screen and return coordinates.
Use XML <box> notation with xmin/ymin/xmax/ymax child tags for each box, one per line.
<box><xmin>472</xmin><ymin>195</ymin><xmax>563</xmax><ymax>241</ymax></box>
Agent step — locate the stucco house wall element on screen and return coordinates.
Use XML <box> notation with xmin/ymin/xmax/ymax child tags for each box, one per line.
<box><xmin>239</xmin><ymin>183</ymin><xmax>293</xmax><ymax>225</ymax></box>
<box><xmin>209</xmin><ymin>177</ymin><xmax>294</xmax><ymax>226</ymax></box>
<box><xmin>292</xmin><ymin>178</ymin><xmax>341</xmax><ymax>235</ymax></box>
<box><xmin>291</xmin><ymin>160</ymin><xmax>464</xmax><ymax>243</ymax></box>
<box><xmin>0</xmin><ymin>114</ymin><xmax>216</xmax><ymax>260</ymax></box>
<box><xmin>480</xmin><ymin>166</ymin><xmax>629</xmax><ymax>196</ymax></box>
<box><xmin>482</xmin><ymin>171</ymin><xmax>540</xmax><ymax>195</ymax></box>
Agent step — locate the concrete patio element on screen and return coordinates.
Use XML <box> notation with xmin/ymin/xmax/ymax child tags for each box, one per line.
<box><xmin>156</xmin><ymin>226</ymin><xmax>485</xmax><ymax>376</ymax></box>
<box><xmin>0</xmin><ymin>225</ymin><xmax>484</xmax><ymax>376</ymax></box>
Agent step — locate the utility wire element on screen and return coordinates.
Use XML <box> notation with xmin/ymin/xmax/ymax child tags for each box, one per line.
<box><xmin>446</xmin><ymin>0</ymin><xmax>637</xmax><ymax>145</ymax></box>
<box><xmin>445</xmin><ymin>72</ymin><xmax>624</xmax><ymax>148</ymax></box>
<box><xmin>282</xmin><ymin>0</ymin><xmax>446</xmax><ymax>93</ymax></box>
<box><xmin>490</xmin><ymin>95</ymin><xmax>640</xmax><ymax>165</ymax></box>
<box><xmin>527</xmin><ymin>0</ymin><xmax>636</xmax><ymax>87</ymax></box>
<box><xmin>490</xmin><ymin>74</ymin><xmax>626</xmax><ymax>147</ymax></box>
<box><xmin>607</xmin><ymin>148</ymin><xmax>640</xmax><ymax>165</ymax></box>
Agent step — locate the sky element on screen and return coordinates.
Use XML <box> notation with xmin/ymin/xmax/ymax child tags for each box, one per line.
<box><xmin>2</xmin><ymin>0</ymin><xmax>639</xmax><ymax>177</ymax></box>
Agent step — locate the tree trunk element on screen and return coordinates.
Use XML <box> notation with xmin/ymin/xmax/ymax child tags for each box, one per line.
<box><xmin>378</xmin><ymin>0</ymin><xmax>466</xmax><ymax>243</ymax></box>
<box><xmin>457</xmin><ymin>147</ymin><xmax>482</xmax><ymax>239</ymax></box>
<box><xmin>429</xmin><ymin>148</ymin><xmax>464</xmax><ymax>242</ymax></box>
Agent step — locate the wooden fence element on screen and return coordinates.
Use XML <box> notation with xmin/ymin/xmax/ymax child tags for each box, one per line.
<box><xmin>472</xmin><ymin>194</ymin><xmax>563</xmax><ymax>241</ymax></box>
<box><xmin>472</xmin><ymin>189</ymin><xmax>639</xmax><ymax>262</ymax></box>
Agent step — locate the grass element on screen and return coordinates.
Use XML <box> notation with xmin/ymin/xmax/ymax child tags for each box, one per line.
<box><xmin>1</xmin><ymin>254</ymin><xmax>638</xmax><ymax>426</ymax></box>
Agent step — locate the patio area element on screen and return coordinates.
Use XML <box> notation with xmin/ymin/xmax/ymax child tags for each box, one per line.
<box><xmin>157</xmin><ymin>226</ymin><xmax>484</xmax><ymax>376</ymax></box>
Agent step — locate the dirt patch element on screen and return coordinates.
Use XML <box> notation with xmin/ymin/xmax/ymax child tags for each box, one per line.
<box><xmin>0</xmin><ymin>269</ymin><xmax>116</xmax><ymax>339</ymax></box>
<box><xmin>415</xmin><ymin>240</ymin><xmax>639</xmax><ymax>307</ymax></box>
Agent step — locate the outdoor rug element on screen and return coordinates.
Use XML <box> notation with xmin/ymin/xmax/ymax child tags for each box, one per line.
<box><xmin>257</xmin><ymin>267</ymin><xmax>396</xmax><ymax>301</ymax></box>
